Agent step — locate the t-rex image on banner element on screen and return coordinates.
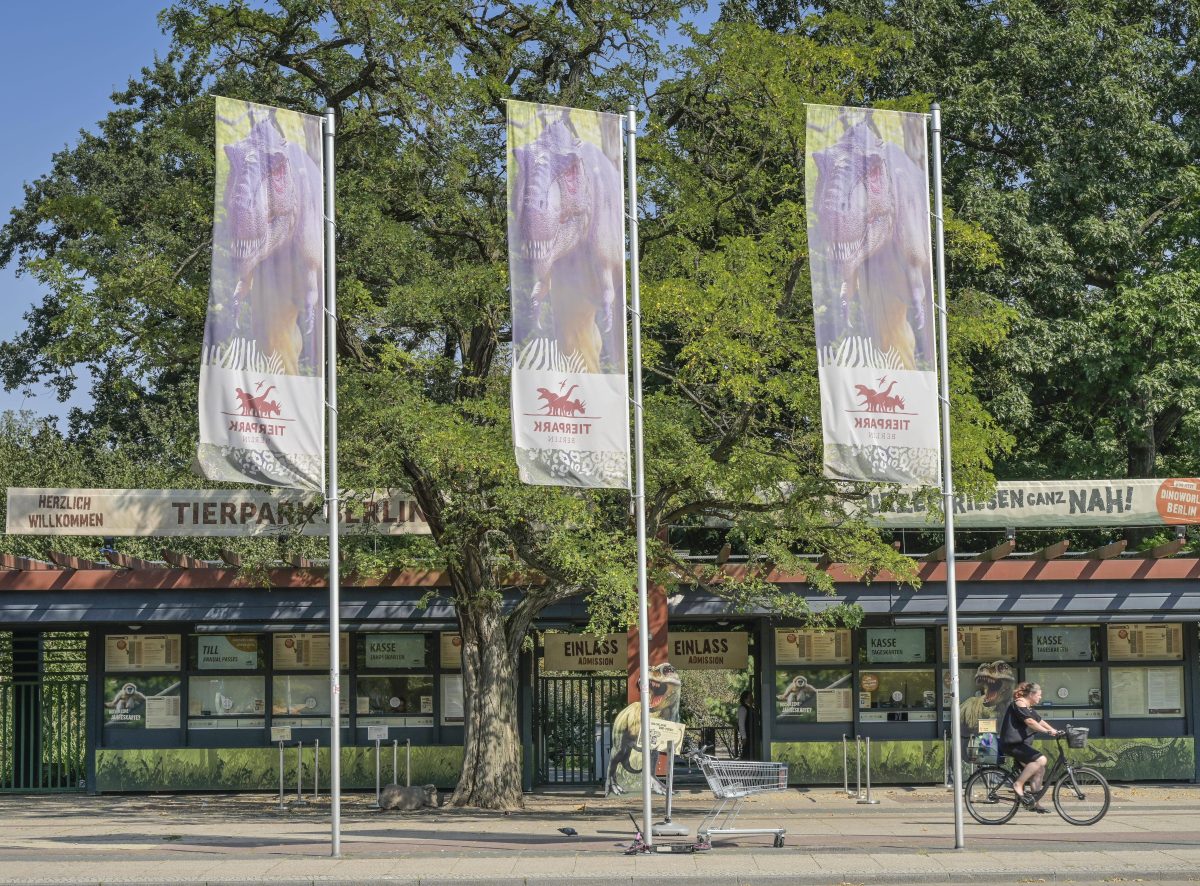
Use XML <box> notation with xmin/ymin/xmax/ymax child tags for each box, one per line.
<box><xmin>806</xmin><ymin>105</ymin><xmax>941</xmax><ymax>486</ymax></box>
<box><xmin>507</xmin><ymin>100</ymin><xmax>630</xmax><ymax>488</ymax></box>
<box><xmin>197</xmin><ymin>97</ymin><xmax>325</xmax><ymax>489</ymax></box>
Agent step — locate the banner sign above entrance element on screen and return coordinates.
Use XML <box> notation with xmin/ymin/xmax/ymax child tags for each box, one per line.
<box><xmin>544</xmin><ymin>632</ymin><xmax>750</xmax><ymax>671</ymax></box>
<box><xmin>5</xmin><ymin>488</ymin><xmax>429</xmax><ymax>537</ymax></box>
<box><xmin>543</xmin><ymin>634</ymin><xmax>627</xmax><ymax>671</ymax></box>
<box><xmin>859</xmin><ymin>478</ymin><xmax>1200</xmax><ymax>528</ymax></box>
<box><xmin>668</xmin><ymin>632</ymin><xmax>748</xmax><ymax>669</ymax></box>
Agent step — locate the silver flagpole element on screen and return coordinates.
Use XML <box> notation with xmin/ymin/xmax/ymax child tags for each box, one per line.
<box><xmin>930</xmin><ymin>102</ymin><xmax>964</xmax><ymax>849</ymax></box>
<box><xmin>625</xmin><ymin>103</ymin><xmax>654</xmax><ymax>848</ymax></box>
<box><xmin>323</xmin><ymin>106</ymin><xmax>342</xmax><ymax>858</ymax></box>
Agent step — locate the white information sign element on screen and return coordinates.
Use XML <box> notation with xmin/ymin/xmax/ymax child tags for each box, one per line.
<box><xmin>104</xmin><ymin>635</ymin><xmax>182</xmax><ymax>672</ymax></box>
<box><xmin>1107</xmin><ymin>624</ymin><xmax>1183</xmax><ymax>661</ymax></box>
<box><xmin>941</xmin><ymin>626</ymin><xmax>1017</xmax><ymax>662</ymax></box>
<box><xmin>775</xmin><ymin>629</ymin><xmax>851</xmax><ymax>664</ymax></box>
<box><xmin>272</xmin><ymin>633</ymin><xmax>349</xmax><ymax>670</ymax></box>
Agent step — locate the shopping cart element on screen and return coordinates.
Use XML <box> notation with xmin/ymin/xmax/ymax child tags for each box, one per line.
<box><xmin>691</xmin><ymin>753</ymin><xmax>789</xmax><ymax>848</ymax></box>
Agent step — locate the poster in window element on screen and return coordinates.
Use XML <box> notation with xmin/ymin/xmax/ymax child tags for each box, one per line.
<box><xmin>196</xmin><ymin>635</ymin><xmax>260</xmax><ymax>670</ymax></box>
<box><xmin>943</xmin><ymin>660</ymin><xmax>1017</xmax><ymax>736</ymax></box>
<box><xmin>272</xmin><ymin>632</ymin><xmax>350</xmax><ymax>670</ymax></box>
<box><xmin>775</xmin><ymin>668</ymin><xmax>852</xmax><ymax>722</ymax></box>
<box><xmin>363</xmin><ymin>634</ymin><xmax>426</xmax><ymax>669</ymax></box>
<box><xmin>1109</xmin><ymin>666</ymin><xmax>1184</xmax><ymax>718</ymax></box>
<box><xmin>441</xmin><ymin>674</ymin><xmax>464</xmax><ymax>724</ymax></box>
<box><xmin>103</xmin><ymin>676</ymin><xmax>181</xmax><ymax>729</ymax></box>
<box><xmin>105</xmin><ymin>635</ymin><xmax>182</xmax><ymax>672</ymax></box>
<box><xmin>440</xmin><ymin>633</ymin><xmax>463</xmax><ymax>670</ymax></box>
<box><xmin>1107</xmin><ymin>624</ymin><xmax>1183</xmax><ymax>661</ymax></box>
<box><xmin>775</xmin><ymin>629</ymin><xmax>851</xmax><ymax>665</ymax></box>
<box><xmin>941</xmin><ymin>626</ymin><xmax>1017</xmax><ymax>662</ymax></box>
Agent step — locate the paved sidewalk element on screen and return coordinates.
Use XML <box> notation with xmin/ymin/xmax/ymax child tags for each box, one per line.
<box><xmin>0</xmin><ymin>784</ymin><xmax>1198</xmax><ymax>884</ymax></box>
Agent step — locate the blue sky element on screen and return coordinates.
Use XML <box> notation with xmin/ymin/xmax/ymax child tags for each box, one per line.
<box><xmin>0</xmin><ymin>5</ymin><xmax>170</xmax><ymax>421</ymax></box>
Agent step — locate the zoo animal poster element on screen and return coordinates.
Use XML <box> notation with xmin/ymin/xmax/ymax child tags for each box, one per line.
<box><xmin>806</xmin><ymin>105</ymin><xmax>940</xmax><ymax>485</ymax></box>
<box><xmin>103</xmin><ymin>676</ymin><xmax>181</xmax><ymax>730</ymax></box>
<box><xmin>198</xmin><ymin>98</ymin><xmax>325</xmax><ymax>489</ymax></box>
<box><xmin>507</xmin><ymin>100</ymin><xmax>630</xmax><ymax>488</ymax></box>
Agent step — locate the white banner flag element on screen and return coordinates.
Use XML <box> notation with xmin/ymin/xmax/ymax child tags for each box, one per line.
<box><xmin>507</xmin><ymin>100</ymin><xmax>630</xmax><ymax>488</ymax></box>
<box><xmin>197</xmin><ymin>98</ymin><xmax>325</xmax><ymax>489</ymax></box>
<box><xmin>806</xmin><ymin>105</ymin><xmax>940</xmax><ymax>485</ymax></box>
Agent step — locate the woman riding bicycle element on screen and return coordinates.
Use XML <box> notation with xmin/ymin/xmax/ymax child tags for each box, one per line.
<box><xmin>1001</xmin><ymin>681</ymin><xmax>1061</xmax><ymax>813</ymax></box>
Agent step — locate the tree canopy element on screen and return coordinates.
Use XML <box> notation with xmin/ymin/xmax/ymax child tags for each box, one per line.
<box><xmin>0</xmin><ymin>0</ymin><xmax>1030</xmax><ymax>806</ymax></box>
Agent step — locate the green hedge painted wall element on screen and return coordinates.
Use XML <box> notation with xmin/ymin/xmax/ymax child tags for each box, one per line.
<box><xmin>95</xmin><ymin>745</ymin><xmax>464</xmax><ymax>792</ymax></box>
<box><xmin>771</xmin><ymin>737</ymin><xmax>1195</xmax><ymax>784</ymax></box>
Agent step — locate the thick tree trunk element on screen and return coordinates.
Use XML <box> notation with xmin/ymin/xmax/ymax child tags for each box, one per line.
<box><xmin>449</xmin><ymin>595</ymin><xmax>524</xmax><ymax>809</ymax></box>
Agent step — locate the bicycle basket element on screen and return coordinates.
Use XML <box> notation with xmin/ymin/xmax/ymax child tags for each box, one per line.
<box><xmin>1066</xmin><ymin>726</ymin><xmax>1088</xmax><ymax>749</ymax></box>
<box><xmin>966</xmin><ymin>732</ymin><xmax>999</xmax><ymax>764</ymax></box>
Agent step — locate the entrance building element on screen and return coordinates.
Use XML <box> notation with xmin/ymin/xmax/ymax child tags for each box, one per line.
<box><xmin>0</xmin><ymin>553</ymin><xmax>1197</xmax><ymax>791</ymax></box>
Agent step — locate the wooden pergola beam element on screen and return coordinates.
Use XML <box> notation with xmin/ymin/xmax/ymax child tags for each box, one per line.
<box><xmin>1085</xmin><ymin>539</ymin><xmax>1127</xmax><ymax>560</ymax></box>
<box><xmin>48</xmin><ymin>551</ymin><xmax>109</xmax><ymax>570</ymax></box>
<box><xmin>161</xmin><ymin>549</ymin><xmax>209</xmax><ymax>569</ymax></box>
<box><xmin>1139</xmin><ymin>537</ymin><xmax>1186</xmax><ymax>559</ymax></box>
<box><xmin>924</xmin><ymin>545</ymin><xmax>946</xmax><ymax>563</ymax></box>
<box><xmin>219</xmin><ymin>549</ymin><xmax>243</xmax><ymax>568</ymax></box>
<box><xmin>0</xmin><ymin>553</ymin><xmax>63</xmax><ymax>571</ymax></box>
<box><xmin>104</xmin><ymin>551</ymin><xmax>161</xmax><ymax>570</ymax></box>
<box><xmin>975</xmin><ymin>538</ymin><xmax>1017</xmax><ymax>562</ymax></box>
<box><xmin>1034</xmin><ymin>540</ymin><xmax>1070</xmax><ymax>561</ymax></box>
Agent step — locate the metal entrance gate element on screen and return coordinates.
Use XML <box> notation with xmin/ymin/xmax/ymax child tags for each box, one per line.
<box><xmin>535</xmin><ymin>675</ymin><xmax>625</xmax><ymax>785</ymax></box>
<box><xmin>0</xmin><ymin>632</ymin><xmax>88</xmax><ymax>792</ymax></box>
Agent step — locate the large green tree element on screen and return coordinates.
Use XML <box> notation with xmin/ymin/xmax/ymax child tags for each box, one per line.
<box><xmin>1</xmin><ymin>2</ymin><xmax>1010</xmax><ymax>806</ymax></box>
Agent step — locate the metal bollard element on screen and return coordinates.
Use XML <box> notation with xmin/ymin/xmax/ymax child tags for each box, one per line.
<box><xmin>374</xmin><ymin>737</ymin><xmax>382</xmax><ymax>807</ymax></box>
<box><xmin>392</xmin><ymin>739</ymin><xmax>399</xmax><ymax>786</ymax></box>
<box><xmin>405</xmin><ymin>738</ymin><xmax>411</xmax><ymax>787</ymax></box>
<box><xmin>857</xmin><ymin>737</ymin><xmax>879</xmax><ymax>805</ymax></box>
<box><xmin>855</xmin><ymin>735</ymin><xmax>863</xmax><ymax>799</ymax></box>
<box><xmin>842</xmin><ymin>734</ymin><xmax>856</xmax><ymax>798</ymax></box>
<box><xmin>313</xmin><ymin>738</ymin><xmax>320</xmax><ymax>799</ymax></box>
<box><xmin>277</xmin><ymin>739</ymin><xmax>286</xmax><ymax>810</ymax></box>
<box><xmin>943</xmin><ymin>730</ymin><xmax>953</xmax><ymax>790</ymax></box>
<box><xmin>293</xmin><ymin>741</ymin><xmax>308</xmax><ymax>806</ymax></box>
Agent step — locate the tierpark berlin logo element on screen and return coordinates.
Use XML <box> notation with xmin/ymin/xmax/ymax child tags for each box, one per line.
<box><xmin>223</xmin><ymin>382</ymin><xmax>293</xmax><ymax>437</ymax></box>
<box><xmin>525</xmin><ymin>380</ymin><xmax>598</xmax><ymax>436</ymax></box>
<box><xmin>848</xmin><ymin>375</ymin><xmax>916</xmax><ymax>431</ymax></box>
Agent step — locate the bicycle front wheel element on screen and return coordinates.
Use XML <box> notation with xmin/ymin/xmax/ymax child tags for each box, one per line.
<box><xmin>965</xmin><ymin>768</ymin><xmax>1020</xmax><ymax>825</ymax></box>
<box><xmin>1052</xmin><ymin>766</ymin><xmax>1110</xmax><ymax>825</ymax></box>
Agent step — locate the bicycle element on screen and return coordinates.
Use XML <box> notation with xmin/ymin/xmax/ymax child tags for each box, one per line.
<box><xmin>963</xmin><ymin>726</ymin><xmax>1110</xmax><ymax>826</ymax></box>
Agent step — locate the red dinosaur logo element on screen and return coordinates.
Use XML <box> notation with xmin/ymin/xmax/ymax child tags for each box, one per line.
<box><xmin>234</xmin><ymin>384</ymin><xmax>284</xmax><ymax>419</ymax></box>
<box><xmin>852</xmin><ymin>376</ymin><xmax>910</xmax><ymax>413</ymax></box>
<box><xmin>535</xmin><ymin>383</ymin><xmax>588</xmax><ymax>417</ymax></box>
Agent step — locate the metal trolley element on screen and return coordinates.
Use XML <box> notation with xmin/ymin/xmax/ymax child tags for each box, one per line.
<box><xmin>692</xmin><ymin>753</ymin><xmax>789</xmax><ymax>848</ymax></box>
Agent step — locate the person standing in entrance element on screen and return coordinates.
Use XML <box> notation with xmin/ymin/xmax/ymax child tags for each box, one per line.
<box><xmin>736</xmin><ymin>690</ymin><xmax>758</xmax><ymax>759</ymax></box>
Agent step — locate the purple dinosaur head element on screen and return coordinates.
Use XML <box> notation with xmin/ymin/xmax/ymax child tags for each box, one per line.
<box><xmin>811</xmin><ymin>115</ymin><xmax>896</xmax><ymax>272</ymax></box>
<box><xmin>222</xmin><ymin>115</ymin><xmax>301</xmax><ymax>272</ymax></box>
<box><xmin>515</xmin><ymin>110</ymin><xmax>594</xmax><ymax>310</ymax></box>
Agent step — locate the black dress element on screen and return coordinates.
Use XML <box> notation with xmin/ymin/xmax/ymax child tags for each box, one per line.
<box><xmin>1000</xmin><ymin>702</ymin><xmax>1046</xmax><ymax>765</ymax></box>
